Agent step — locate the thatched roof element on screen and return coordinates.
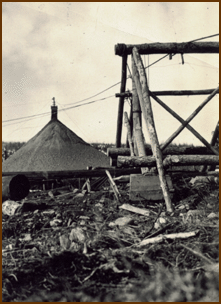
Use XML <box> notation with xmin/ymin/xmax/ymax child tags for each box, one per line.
<box><xmin>2</xmin><ymin>105</ymin><xmax>110</xmax><ymax>172</ymax></box>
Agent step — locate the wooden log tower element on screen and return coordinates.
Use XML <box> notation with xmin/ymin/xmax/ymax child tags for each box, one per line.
<box><xmin>114</xmin><ymin>40</ymin><xmax>219</xmax><ymax>212</ymax></box>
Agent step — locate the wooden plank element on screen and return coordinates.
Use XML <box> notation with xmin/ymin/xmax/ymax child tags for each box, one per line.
<box><xmin>130</xmin><ymin>174</ymin><xmax>174</xmax><ymax>201</ymax></box>
<box><xmin>133</xmin><ymin>47</ymin><xmax>173</xmax><ymax>212</ymax></box>
<box><xmin>115</xmin><ymin>42</ymin><xmax>219</xmax><ymax>56</ymax></box>
<box><xmin>149</xmin><ymin>91</ymin><xmax>219</xmax><ymax>155</ymax></box>
<box><xmin>161</xmin><ymin>87</ymin><xmax>219</xmax><ymax>151</ymax></box>
<box><xmin>116</xmin><ymin>55</ymin><xmax>128</xmax><ymax>147</ymax></box>
<box><xmin>106</xmin><ymin>170</ymin><xmax>120</xmax><ymax>201</ymax></box>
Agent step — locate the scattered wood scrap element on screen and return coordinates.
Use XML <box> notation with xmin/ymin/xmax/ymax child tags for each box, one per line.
<box><xmin>136</xmin><ymin>230</ymin><xmax>200</xmax><ymax>247</ymax></box>
<box><xmin>2</xmin><ymin>172</ymin><xmax>219</xmax><ymax>302</ymax></box>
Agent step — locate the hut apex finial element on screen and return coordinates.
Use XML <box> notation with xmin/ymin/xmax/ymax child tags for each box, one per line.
<box><xmin>52</xmin><ymin>97</ymin><xmax>56</xmax><ymax>106</ymax></box>
<box><xmin>51</xmin><ymin>97</ymin><xmax>57</xmax><ymax>120</ymax></box>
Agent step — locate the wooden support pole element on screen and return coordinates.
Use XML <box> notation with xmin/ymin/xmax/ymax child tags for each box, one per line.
<box><xmin>161</xmin><ymin>87</ymin><xmax>219</xmax><ymax>151</ymax></box>
<box><xmin>115</xmin><ymin>42</ymin><xmax>219</xmax><ymax>56</ymax></box>
<box><xmin>116</xmin><ymin>88</ymin><xmax>219</xmax><ymax>98</ymax></box>
<box><xmin>149</xmin><ymin>91</ymin><xmax>219</xmax><ymax>156</ymax></box>
<box><xmin>131</xmin><ymin>56</ymin><xmax>142</xmax><ymax>156</ymax></box>
<box><xmin>124</xmin><ymin>112</ymin><xmax>134</xmax><ymax>156</ymax></box>
<box><xmin>117</xmin><ymin>155</ymin><xmax>219</xmax><ymax>168</ymax></box>
<box><xmin>125</xmin><ymin>104</ymin><xmax>133</xmax><ymax>148</ymax></box>
<box><xmin>131</xmin><ymin>55</ymin><xmax>149</xmax><ymax>174</ymax></box>
<box><xmin>133</xmin><ymin>47</ymin><xmax>173</xmax><ymax>212</ymax></box>
<box><xmin>116</xmin><ymin>55</ymin><xmax>128</xmax><ymax>147</ymax></box>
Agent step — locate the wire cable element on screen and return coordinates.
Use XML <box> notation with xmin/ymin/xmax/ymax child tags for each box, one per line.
<box><xmin>62</xmin><ymin>84</ymin><xmax>121</xmax><ymax>106</ymax></box>
<box><xmin>3</xmin><ymin>35</ymin><xmax>218</xmax><ymax>125</ymax></box>
<box><xmin>56</xmin><ymin>101</ymin><xmax>91</xmax><ymax>142</ymax></box>
<box><xmin>188</xmin><ymin>33</ymin><xmax>219</xmax><ymax>43</ymax></box>
<box><xmin>3</xmin><ymin>53</ymin><xmax>172</xmax><ymax>124</ymax></box>
<box><xmin>2</xmin><ymin>95</ymin><xmax>114</xmax><ymax>125</ymax></box>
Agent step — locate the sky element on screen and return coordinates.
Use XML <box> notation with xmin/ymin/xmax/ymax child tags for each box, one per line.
<box><xmin>2</xmin><ymin>2</ymin><xmax>219</xmax><ymax>146</ymax></box>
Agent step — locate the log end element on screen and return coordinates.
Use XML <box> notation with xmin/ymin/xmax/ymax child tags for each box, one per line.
<box><xmin>115</xmin><ymin>43</ymin><xmax>127</xmax><ymax>56</ymax></box>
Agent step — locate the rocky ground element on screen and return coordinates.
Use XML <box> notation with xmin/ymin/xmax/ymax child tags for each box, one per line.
<box><xmin>2</xmin><ymin>173</ymin><xmax>219</xmax><ymax>302</ymax></box>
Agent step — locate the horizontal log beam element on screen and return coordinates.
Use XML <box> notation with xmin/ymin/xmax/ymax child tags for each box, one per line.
<box><xmin>115</xmin><ymin>42</ymin><xmax>219</xmax><ymax>56</ymax></box>
<box><xmin>2</xmin><ymin>168</ymin><xmax>142</xmax><ymax>179</ymax></box>
<box><xmin>107</xmin><ymin>146</ymin><xmax>218</xmax><ymax>159</ymax></box>
<box><xmin>116</xmin><ymin>89</ymin><xmax>219</xmax><ymax>98</ymax></box>
<box><xmin>167</xmin><ymin>171</ymin><xmax>219</xmax><ymax>177</ymax></box>
<box><xmin>163</xmin><ymin>155</ymin><xmax>219</xmax><ymax>167</ymax></box>
<box><xmin>117</xmin><ymin>155</ymin><xmax>219</xmax><ymax>168</ymax></box>
<box><xmin>150</xmin><ymin>89</ymin><xmax>219</xmax><ymax>96</ymax></box>
<box><xmin>2</xmin><ymin>168</ymin><xmax>218</xmax><ymax>187</ymax></box>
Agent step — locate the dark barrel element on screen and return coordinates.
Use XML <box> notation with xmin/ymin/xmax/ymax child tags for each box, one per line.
<box><xmin>2</xmin><ymin>174</ymin><xmax>30</xmax><ymax>202</ymax></box>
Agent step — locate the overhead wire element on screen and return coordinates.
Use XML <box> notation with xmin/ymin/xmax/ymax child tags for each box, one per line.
<box><xmin>3</xmin><ymin>114</ymin><xmax>49</xmax><ymax>127</ymax></box>
<box><xmin>62</xmin><ymin>85</ymin><xmax>120</xmax><ymax>106</ymax></box>
<box><xmin>3</xmin><ymin>100</ymin><xmax>50</xmax><ymax>138</ymax></box>
<box><xmin>2</xmin><ymin>95</ymin><xmax>114</xmax><ymax>125</ymax></box>
<box><xmin>56</xmin><ymin>101</ymin><xmax>91</xmax><ymax>142</ymax></box>
<box><xmin>188</xmin><ymin>33</ymin><xmax>219</xmax><ymax>43</ymax></box>
<box><xmin>3</xmin><ymin>35</ymin><xmax>219</xmax><ymax>125</ymax></box>
<box><xmin>3</xmin><ymin>53</ymin><xmax>170</xmax><ymax>124</ymax></box>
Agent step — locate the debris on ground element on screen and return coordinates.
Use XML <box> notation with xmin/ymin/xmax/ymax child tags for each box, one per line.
<box><xmin>2</xmin><ymin>174</ymin><xmax>219</xmax><ymax>302</ymax></box>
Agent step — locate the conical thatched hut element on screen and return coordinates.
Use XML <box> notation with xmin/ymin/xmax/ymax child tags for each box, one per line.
<box><xmin>2</xmin><ymin>102</ymin><xmax>110</xmax><ymax>172</ymax></box>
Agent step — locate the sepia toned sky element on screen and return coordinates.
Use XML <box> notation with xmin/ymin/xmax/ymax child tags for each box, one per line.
<box><xmin>2</xmin><ymin>2</ymin><xmax>219</xmax><ymax>145</ymax></box>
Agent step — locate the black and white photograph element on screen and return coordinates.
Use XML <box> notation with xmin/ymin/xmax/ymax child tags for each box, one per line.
<box><xmin>2</xmin><ymin>2</ymin><xmax>219</xmax><ymax>302</ymax></box>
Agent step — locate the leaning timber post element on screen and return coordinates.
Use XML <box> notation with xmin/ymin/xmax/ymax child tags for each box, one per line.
<box><xmin>124</xmin><ymin>112</ymin><xmax>135</xmax><ymax>156</ymax></box>
<box><xmin>131</xmin><ymin>55</ymin><xmax>149</xmax><ymax>173</ymax></box>
<box><xmin>132</xmin><ymin>47</ymin><xmax>173</xmax><ymax>212</ymax></box>
<box><xmin>161</xmin><ymin>87</ymin><xmax>219</xmax><ymax>151</ymax></box>
<box><xmin>116</xmin><ymin>55</ymin><xmax>128</xmax><ymax>148</ymax></box>
<box><xmin>131</xmin><ymin>54</ymin><xmax>142</xmax><ymax>155</ymax></box>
